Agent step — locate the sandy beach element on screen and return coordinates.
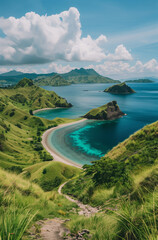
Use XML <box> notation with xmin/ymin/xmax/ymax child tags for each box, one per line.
<box><xmin>42</xmin><ymin>119</ymin><xmax>87</xmax><ymax>169</ymax></box>
<box><xmin>33</xmin><ymin>107</ymin><xmax>67</xmax><ymax>114</ymax></box>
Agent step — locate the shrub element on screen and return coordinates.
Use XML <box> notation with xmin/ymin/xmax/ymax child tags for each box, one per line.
<box><xmin>42</xmin><ymin>168</ymin><xmax>47</xmax><ymax>174</ymax></box>
<box><xmin>40</xmin><ymin>177</ymin><xmax>62</xmax><ymax>191</ymax></box>
<box><xmin>15</xmin><ymin>123</ymin><xmax>22</xmax><ymax>129</ymax></box>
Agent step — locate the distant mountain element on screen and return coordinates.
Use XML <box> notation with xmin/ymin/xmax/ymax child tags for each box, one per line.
<box><xmin>0</xmin><ymin>70</ymin><xmax>24</xmax><ymax>77</ymax></box>
<box><xmin>62</xmin><ymin>68</ymin><xmax>100</xmax><ymax>78</ymax></box>
<box><xmin>61</xmin><ymin>68</ymin><xmax>120</xmax><ymax>84</ymax></box>
<box><xmin>0</xmin><ymin>68</ymin><xmax>120</xmax><ymax>87</ymax></box>
<box><xmin>125</xmin><ymin>79</ymin><xmax>154</xmax><ymax>83</ymax></box>
<box><xmin>34</xmin><ymin>74</ymin><xmax>71</xmax><ymax>86</ymax></box>
<box><xmin>0</xmin><ymin>71</ymin><xmax>56</xmax><ymax>86</ymax></box>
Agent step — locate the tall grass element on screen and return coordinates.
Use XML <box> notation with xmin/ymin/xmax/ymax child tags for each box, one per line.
<box><xmin>115</xmin><ymin>193</ymin><xmax>158</xmax><ymax>240</ymax></box>
<box><xmin>0</xmin><ymin>207</ymin><xmax>37</xmax><ymax>240</ymax></box>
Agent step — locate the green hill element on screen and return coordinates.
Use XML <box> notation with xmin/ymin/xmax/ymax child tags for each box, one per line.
<box><xmin>0</xmin><ymin>78</ymin><xmax>72</xmax><ymax>111</ymax></box>
<box><xmin>83</xmin><ymin>101</ymin><xmax>124</xmax><ymax>120</ymax></box>
<box><xmin>0</xmin><ymin>78</ymin><xmax>73</xmax><ymax>170</ymax></box>
<box><xmin>34</xmin><ymin>74</ymin><xmax>71</xmax><ymax>86</ymax></box>
<box><xmin>104</xmin><ymin>82</ymin><xmax>135</xmax><ymax>94</ymax></box>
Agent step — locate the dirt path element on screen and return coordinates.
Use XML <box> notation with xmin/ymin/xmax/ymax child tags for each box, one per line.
<box><xmin>30</xmin><ymin>181</ymin><xmax>98</xmax><ymax>239</ymax></box>
<box><xmin>58</xmin><ymin>181</ymin><xmax>99</xmax><ymax>217</ymax></box>
<box><xmin>40</xmin><ymin>219</ymin><xmax>69</xmax><ymax>240</ymax></box>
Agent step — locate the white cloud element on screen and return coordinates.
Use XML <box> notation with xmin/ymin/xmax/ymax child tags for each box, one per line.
<box><xmin>88</xmin><ymin>58</ymin><xmax>158</xmax><ymax>79</ymax></box>
<box><xmin>105</xmin><ymin>44</ymin><xmax>133</xmax><ymax>61</ymax></box>
<box><xmin>0</xmin><ymin>8</ymin><xmax>107</xmax><ymax>65</ymax></box>
<box><xmin>41</xmin><ymin>63</ymin><xmax>74</xmax><ymax>74</ymax></box>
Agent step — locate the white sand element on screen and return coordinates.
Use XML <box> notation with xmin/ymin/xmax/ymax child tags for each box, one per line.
<box><xmin>42</xmin><ymin>119</ymin><xmax>87</xmax><ymax>169</ymax></box>
<box><xmin>33</xmin><ymin>107</ymin><xmax>66</xmax><ymax>114</ymax></box>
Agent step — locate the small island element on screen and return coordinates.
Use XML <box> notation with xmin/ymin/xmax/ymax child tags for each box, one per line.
<box><xmin>104</xmin><ymin>82</ymin><xmax>135</xmax><ymax>94</ymax></box>
<box><xmin>83</xmin><ymin>101</ymin><xmax>125</xmax><ymax>120</ymax></box>
<box><xmin>125</xmin><ymin>79</ymin><xmax>154</xmax><ymax>83</ymax></box>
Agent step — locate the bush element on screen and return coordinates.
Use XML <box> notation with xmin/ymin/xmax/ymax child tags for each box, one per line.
<box><xmin>40</xmin><ymin>177</ymin><xmax>62</xmax><ymax>191</ymax></box>
<box><xmin>42</xmin><ymin>168</ymin><xmax>47</xmax><ymax>174</ymax></box>
<box><xmin>34</xmin><ymin>143</ymin><xmax>43</xmax><ymax>151</ymax></box>
<box><xmin>29</xmin><ymin>110</ymin><xmax>33</xmax><ymax>115</ymax></box>
<box><xmin>15</xmin><ymin>123</ymin><xmax>22</xmax><ymax>129</ymax></box>
<box><xmin>9</xmin><ymin>111</ymin><xmax>15</xmax><ymax>117</ymax></box>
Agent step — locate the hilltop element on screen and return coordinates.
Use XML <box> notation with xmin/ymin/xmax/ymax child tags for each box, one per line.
<box><xmin>83</xmin><ymin>101</ymin><xmax>124</xmax><ymax>120</ymax></box>
<box><xmin>0</xmin><ymin>78</ymin><xmax>72</xmax><ymax>110</ymax></box>
<box><xmin>104</xmin><ymin>82</ymin><xmax>135</xmax><ymax>94</ymax></box>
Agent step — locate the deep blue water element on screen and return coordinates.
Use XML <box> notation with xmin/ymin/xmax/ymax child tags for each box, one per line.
<box><xmin>35</xmin><ymin>83</ymin><xmax>158</xmax><ymax>165</ymax></box>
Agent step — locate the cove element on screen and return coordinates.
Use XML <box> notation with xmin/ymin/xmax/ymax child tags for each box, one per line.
<box><xmin>35</xmin><ymin>83</ymin><xmax>158</xmax><ymax>165</ymax></box>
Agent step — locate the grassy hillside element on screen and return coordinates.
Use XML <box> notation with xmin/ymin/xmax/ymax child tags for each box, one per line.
<box><xmin>63</xmin><ymin>121</ymin><xmax>158</xmax><ymax>205</ymax></box>
<box><xmin>0</xmin><ymin>78</ymin><xmax>72</xmax><ymax>111</ymax></box>
<box><xmin>0</xmin><ymin>167</ymin><xmax>79</xmax><ymax>239</ymax></box>
<box><xmin>0</xmin><ymin>78</ymin><xmax>73</xmax><ymax>171</ymax></box>
<box><xmin>23</xmin><ymin>161</ymin><xmax>81</xmax><ymax>191</ymax></box>
<box><xmin>34</xmin><ymin>74</ymin><xmax>71</xmax><ymax>86</ymax></box>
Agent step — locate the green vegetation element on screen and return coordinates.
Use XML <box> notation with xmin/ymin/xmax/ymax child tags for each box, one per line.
<box><xmin>104</xmin><ymin>82</ymin><xmax>136</xmax><ymax>94</ymax></box>
<box><xmin>83</xmin><ymin>101</ymin><xmax>124</xmax><ymax>120</ymax></box>
<box><xmin>34</xmin><ymin>74</ymin><xmax>71</xmax><ymax>86</ymax></box>
<box><xmin>0</xmin><ymin>75</ymin><xmax>157</xmax><ymax>239</ymax></box>
<box><xmin>63</xmin><ymin>121</ymin><xmax>158</xmax><ymax>205</ymax></box>
<box><xmin>62</xmin><ymin>121</ymin><xmax>158</xmax><ymax>239</ymax></box>
<box><xmin>0</xmin><ymin>68</ymin><xmax>120</xmax><ymax>87</ymax></box>
<box><xmin>23</xmin><ymin>161</ymin><xmax>80</xmax><ymax>191</ymax></box>
<box><xmin>0</xmin><ymin>168</ymin><xmax>79</xmax><ymax>239</ymax></box>
<box><xmin>0</xmin><ymin>78</ymin><xmax>73</xmax><ymax>170</ymax></box>
<box><xmin>125</xmin><ymin>79</ymin><xmax>154</xmax><ymax>83</ymax></box>
<box><xmin>62</xmin><ymin>68</ymin><xmax>120</xmax><ymax>84</ymax></box>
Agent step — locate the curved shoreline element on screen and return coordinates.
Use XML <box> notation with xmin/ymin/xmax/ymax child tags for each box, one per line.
<box><xmin>42</xmin><ymin>119</ymin><xmax>87</xmax><ymax>169</ymax></box>
<box><xmin>33</xmin><ymin>107</ymin><xmax>67</xmax><ymax>114</ymax></box>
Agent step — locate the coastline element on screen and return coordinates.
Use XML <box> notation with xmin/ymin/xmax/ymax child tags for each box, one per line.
<box><xmin>42</xmin><ymin>119</ymin><xmax>87</xmax><ymax>169</ymax></box>
<box><xmin>33</xmin><ymin>107</ymin><xmax>67</xmax><ymax>114</ymax></box>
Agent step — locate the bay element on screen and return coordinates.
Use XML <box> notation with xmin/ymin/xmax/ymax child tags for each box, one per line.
<box><xmin>35</xmin><ymin>83</ymin><xmax>158</xmax><ymax>165</ymax></box>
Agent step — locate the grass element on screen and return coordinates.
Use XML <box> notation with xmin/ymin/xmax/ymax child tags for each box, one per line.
<box><xmin>0</xmin><ymin>167</ymin><xmax>79</xmax><ymax>239</ymax></box>
<box><xmin>66</xmin><ymin>214</ymin><xmax>117</xmax><ymax>240</ymax></box>
<box><xmin>23</xmin><ymin>161</ymin><xmax>81</xmax><ymax>191</ymax></box>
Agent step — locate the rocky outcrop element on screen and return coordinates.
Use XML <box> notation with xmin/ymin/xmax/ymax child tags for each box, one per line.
<box><xmin>83</xmin><ymin>101</ymin><xmax>125</xmax><ymax>120</ymax></box>
<box><xmin>104</xmin><ymin>82</ymin><xmax>135</xmax><ymax>94</ymax></box>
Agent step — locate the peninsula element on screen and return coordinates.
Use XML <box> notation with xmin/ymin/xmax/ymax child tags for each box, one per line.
<box><xmin>104</xmin><ymin>82</ymin><xmax>135</xmax><ymax>94</ymax></box>
<box><xmin>83</xmin><ymin>101</ymin><xmax>125</xmax><ymax>120</ymax></box>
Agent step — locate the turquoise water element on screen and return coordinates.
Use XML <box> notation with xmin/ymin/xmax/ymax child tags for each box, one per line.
<box><xmin>35</xmin><ymin>83</ymin><xmax>158</xmax><ymax>165</ymax></box>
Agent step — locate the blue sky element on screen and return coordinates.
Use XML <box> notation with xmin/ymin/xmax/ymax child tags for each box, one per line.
<box><xmin>0</xmin><ymin>0</ymin><xmax>158</xmax><ymax>79</ymax></box>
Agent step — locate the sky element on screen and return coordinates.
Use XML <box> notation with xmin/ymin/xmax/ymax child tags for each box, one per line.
<box><xmin>0</xmin><ymin>0</ymin><xmax>158</xmax><ymax>79</ymax></box>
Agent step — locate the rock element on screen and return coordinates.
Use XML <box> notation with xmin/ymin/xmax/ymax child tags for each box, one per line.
<box><xmin>83</xmin><ymin>101</ymin><xmax>125</xmax><ymax>120</ymax></box>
